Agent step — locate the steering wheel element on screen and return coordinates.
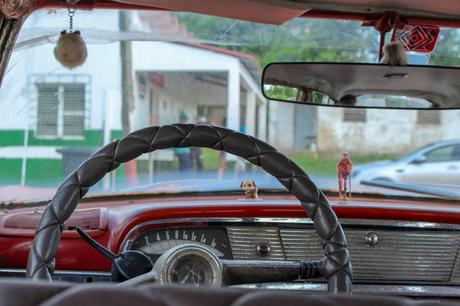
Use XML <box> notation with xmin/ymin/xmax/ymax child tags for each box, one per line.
<box><xmin>26</xmin><ymin>124</ymin><xmax>352</xmax><ymax>293</ymax></box>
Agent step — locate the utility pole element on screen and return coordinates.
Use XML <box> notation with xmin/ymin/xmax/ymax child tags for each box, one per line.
<box><xmin>119</xmin><ymin>10</ymin><xmax>138</xmax><ymax>186</ymax></box>
<box><xmin>119</xmin><ymin>10</ymin><xmax>134</xmax><ymax>136</ymax></box>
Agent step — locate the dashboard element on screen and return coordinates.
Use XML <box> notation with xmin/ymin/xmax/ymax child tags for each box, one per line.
<box><xmin>121</xmin><ymin>218</ymin><xmax>460</xmax><ymax>284</ymax></box>
<box><xmin>0</xmin><ymin>193</ymin><xmax>460</xmax><ymax>298</ymax></box>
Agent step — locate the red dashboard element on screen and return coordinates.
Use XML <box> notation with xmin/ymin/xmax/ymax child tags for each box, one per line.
<box><xmin>0</xmin><ymin>193</ymin><xmax>459</xmax><ymax>272</ymax></box>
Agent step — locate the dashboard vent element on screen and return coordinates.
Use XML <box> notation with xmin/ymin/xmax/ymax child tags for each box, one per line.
<box><xmin>280</xmin><ymin>228</ymin><xmax>459</xmax><ymax>282</ymax></box>
<box><xmin>346</xmin><ymin>229</ymin><xmax>459</xmax><ymax>282</ymax></box>
<box><xmin>227</xmin><ymin>226</ymin><xmax>284</xmax><ymax>260</ymax></box>
<box><xmin>227</xmin><ymin>224</ymin><xmax>460</xmax><ymax>283</ymax></box>
<box><xmin>450</xmin><ymin>247</ymin><xmax>460</xmax><ymax>284</ymax></box>
<box><xmin>279</xmin><ymin>228</ymin><xmax>322</xmax><ymax>261</ymax></box>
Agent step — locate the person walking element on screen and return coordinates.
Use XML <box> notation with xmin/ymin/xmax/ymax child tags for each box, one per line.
<box><xmin>190</xmin><ymin>116</ymin><xmax>207</xmax><ymax>172</ymax></box>
<box><xmin>175</xmin><ymin>112</ymin><xmax>192</xmax><ymax>172</ymax></box>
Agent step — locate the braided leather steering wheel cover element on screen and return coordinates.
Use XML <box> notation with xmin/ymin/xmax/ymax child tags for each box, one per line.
<box><xmin>26</xmin><ymin>124</ymin><xmax>352</xmax><ymax>293</ymax></box>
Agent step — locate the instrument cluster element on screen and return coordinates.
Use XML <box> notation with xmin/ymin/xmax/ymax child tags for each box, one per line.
<box><xmin>129</xmin><ymin>227</ymin><xmax>232</xmax><ymax>259</ymax></box>
<box><xmin>127</xmin><ymin>227</ymin><xmax>232</xmax><ymax>286</ymax></box>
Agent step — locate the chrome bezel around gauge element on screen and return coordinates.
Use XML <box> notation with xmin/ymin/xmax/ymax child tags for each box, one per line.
<box><xmin>153</xmin><ymin>244</ymin><xmax>223</xmax><ymax>287</ymax></box>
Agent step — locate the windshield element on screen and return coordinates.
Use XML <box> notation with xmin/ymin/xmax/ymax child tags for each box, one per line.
<box><xmin>1</xmin><ymin>9</ymin><xmax>460</xmax><ymax>202</ymax></box>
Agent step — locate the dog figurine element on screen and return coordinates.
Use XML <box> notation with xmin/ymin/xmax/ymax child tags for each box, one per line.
<box><xmin>380</xmin><ymin>41</ymin><xmax>408</xmax><ymax>66</ymax></box>
<box><xmin>240</xmin><ymin>180</ymin><xmax>258</xmax><ymax>200</ymax></box>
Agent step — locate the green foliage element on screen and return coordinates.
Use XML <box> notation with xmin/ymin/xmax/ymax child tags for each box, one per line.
<box><xmin>202</xmin><ymin>148</ymin><xmax>220</xmax><ymax>170</ymax></box>
<box><xmin>176</xmin><ymin>13</ymin><xmax>460</xmax><ymax>67</ymax></box>
<box><xmin>430</xmin><ymin>29</ymin><xmax>460</xmax><ymax>66</ymax></box>
<box><xmin>200</xmin><ymin>149</ymin><xmax>397</xmax><ymax>175</ymax></box>
<box><xmin>265</xmin><ymin>86</ymin><xmax>326</xmax><ymax>104</ymax></box>
<box><xmin>288</xmin><ymin>151</ymin><xmax>398</xmax><ymax>175</ymax></box>
<box><xmin>265</xmin><ymin>85</ymin><xmax>297</xmax><ymax>101</ymax></box>
<box><xmin>175</xmin><ymin>14</ymin><xmax>378</xmax><ymax>66</ymax></box>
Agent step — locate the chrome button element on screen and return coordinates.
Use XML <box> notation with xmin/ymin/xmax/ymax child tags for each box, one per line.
<box><xmin>364</xmin><ymin>232</ymin><xmax>379</xmax><ymax>246</ymax></box>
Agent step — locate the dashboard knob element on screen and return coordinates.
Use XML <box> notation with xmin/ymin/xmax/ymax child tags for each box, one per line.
<box><xmin>364</xmin><ymin>232</ymin><xmax>379</xmax><ymax>246</ymax></box>
<box><xmin>256</xmin><ymin>243</ymin><xmax>271</xmax><ymax>257</ymax></box>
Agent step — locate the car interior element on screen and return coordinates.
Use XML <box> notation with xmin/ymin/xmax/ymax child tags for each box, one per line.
<box><xmin>0</xmin><ymin>1</ymin><xmax>460</xmax><ymax>305</ymax></box>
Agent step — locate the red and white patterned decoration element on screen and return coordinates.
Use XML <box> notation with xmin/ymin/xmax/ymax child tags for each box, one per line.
<box><xmin>391</xmin><ymin>25</ymin><xmax>440</xmax><ymax>53</ymax></box>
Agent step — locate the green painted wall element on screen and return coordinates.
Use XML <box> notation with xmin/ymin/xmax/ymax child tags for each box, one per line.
<box><xmin>0</xmin><ymin>158</ymin><xmax>62</xmax><ymax>186</ymax></box>
<box><xmin>0</xmin><ymin>159</ymin><xmax>22</xmax><ymax>184</ymax></box>
<box><xmin>0</xmin><ymin>158</ymin><xmax>126</xmax><ymax>187</ymax></box>
<box><xmin>0</xmin><ymin>129</ymin><xmax>124</xmax><ymax>186</ymax></box>
<box><xmin>0</xmin><ymin>131</ymin><xmax>24</xmax><ymax>147</ymax></box>
<box><xmin>0</xmin><ymin>129</ymin><xmax>123</xmax><ymax>147</ymax></box>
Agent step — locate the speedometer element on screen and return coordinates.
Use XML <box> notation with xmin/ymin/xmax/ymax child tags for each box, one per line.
<box><xmin>129</xmin><ymin>227</ymin><xmax>233</xmax><ymax>259</ymax></box>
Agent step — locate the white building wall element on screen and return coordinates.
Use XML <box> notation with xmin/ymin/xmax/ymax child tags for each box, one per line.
<box><xmin>133</xmin><ymin>82</ymin><xmax>198</xmax><ymax>130</ymax></box>
<box><xmin>0</xmin><ymin>51</ymin><xmax>29</xmax><ymax>129</ymax></box>
<box><xmin>132</xmin><ymin>41</ymin><xmax>240</xmax><ymax>73</ymax></box>
<box><xmin>268</xmin><ymin>102</ymin><xmax>295</xmax><ymax>149</ymax></box>
<box><xmin>131</xmin><ymin>41</ymin><xmax>265</xmax><ymax>136</ymax></box>
<box><xmin>245</xmin><ymin>91</ymin><xmax>256</xmax><ymax>136</ymax></box>
<box><xmin>317</xmin><ymin>108</ymin><xmax>460</xmax><ymax>154</ymax></box>
<box><xmin>1</xmin><ymin>9</ymin><xmax>265</xmax><ymax>150</ymax></box>
<box><xmin>0</xmin><ymin>9</ymin><xmax>122</xmax><ymax>132</ymax></box>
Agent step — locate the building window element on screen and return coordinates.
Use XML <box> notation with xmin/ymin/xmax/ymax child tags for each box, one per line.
<box><xmin>36</xmin><ymin>83</ymin><xmax>86</xmax><ymax>138</ymax></box>
<box><xmin>417</xmin><ymin>110</ymin><xmax>441</xmax><ymax>124</ymax></box>
<box><xmin>343</xmin><ymin>108</ymin><xmax>366</xmax><ymax>122</ymax></box>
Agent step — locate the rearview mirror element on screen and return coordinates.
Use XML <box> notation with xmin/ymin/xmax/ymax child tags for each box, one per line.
<box><xmin>262</xmin><ymin>63</ymin><xmax>460</xmax><ymax>109</ymax></box>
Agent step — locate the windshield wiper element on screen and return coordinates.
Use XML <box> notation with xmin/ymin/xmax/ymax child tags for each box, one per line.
<box><xmin>360</xmin><ymin>179</ymin><xmax>460</xmax><ymax>200</ymax></box>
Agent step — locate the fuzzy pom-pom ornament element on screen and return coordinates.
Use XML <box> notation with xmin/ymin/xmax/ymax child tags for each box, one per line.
<box><xmin>54</xmin><ymin>30</ymin><xmax>88</xmax><ymax>69</ymax></box>
<box><xmin>380</xmin><ymin>41</ymin><xmax>408</xmax><ymax>66</ymax></box>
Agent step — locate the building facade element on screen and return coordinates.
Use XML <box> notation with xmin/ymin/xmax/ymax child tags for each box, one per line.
<box><xmin>0</xmin><ymin>10</ymin><xmax>266</xmax><ymax>187</ymax></box>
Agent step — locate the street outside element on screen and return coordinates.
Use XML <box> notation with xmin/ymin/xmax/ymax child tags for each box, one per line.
<box><xmin>0</xmin><ymin>148</ymin><xmax>403</xmax><ymax>203</ymax></box>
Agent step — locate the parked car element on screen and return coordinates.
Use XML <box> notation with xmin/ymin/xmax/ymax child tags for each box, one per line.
<box><xmin>352</xmin><ymin>140</ymin><xmax>460</xmax><ymax>186</ymax></box>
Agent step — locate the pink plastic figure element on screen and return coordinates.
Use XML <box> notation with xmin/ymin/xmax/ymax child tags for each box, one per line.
<box><xmin>337</xmin><ymin>152</ymin><xmax>353</xmax><ymax>200</ymax></box>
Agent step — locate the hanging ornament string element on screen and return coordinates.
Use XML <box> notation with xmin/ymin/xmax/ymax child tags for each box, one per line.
<box><xmin>54</xmin><ymin>2</ymin><xmax>88</xmax><ymax>69</ymax></box>
<box><xmin>68</xmin><ymin>7</ymin><xmax>77</xmax><ymax>33</ymax></box>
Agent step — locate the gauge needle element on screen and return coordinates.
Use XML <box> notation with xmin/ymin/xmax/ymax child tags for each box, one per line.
<box><xmin>181</xmin><ymin>270</ymin><xmax>193</xmax><ymax>284</ymax></box>
<box><xmin>191</xmin><ymin>272</ymin><xmax>202</xmax><ymax>284</ymax></box>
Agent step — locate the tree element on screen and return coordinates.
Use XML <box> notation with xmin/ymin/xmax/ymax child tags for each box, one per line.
<box><xmin>430</xmin><ymin>29</ymin><xmax>460</xmax><ymax>66</ymax></box>
<box><xmin>175</xmin><ymin>14</ymin><xmax>378</xmax><ymax>66</ymax></box>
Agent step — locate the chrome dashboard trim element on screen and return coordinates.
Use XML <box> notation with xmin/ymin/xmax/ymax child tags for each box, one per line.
<box><xmin>342</xmin><ymin>218</ymin><xmax>460</xmax><ymax>230</ymax></box>
<box><xmin>0</xmin><ymin>268</ymin><xmax>111</xmax><ymax>282</ymax></box>
<box><xmin>120</xmin><ymin>217</ymin><xmax>460</xmax><ymax>252</ymax></box>
<box><xmin>2</xmin><ymin>269</ymin><xmax>459</xmax><ymax>297</ymax></box>
<box><xmin>234</xmin><ymin>283</ymin><xmax>460</xmax><ymax>297</ymax></box>
<box><xmin>0</xmin><ymin>268</ymin><xmax>111</xmax><ymax>276</ymax></box>
<box><xmin>121</xmin><ymin>217</ymin><xmax>314</xmax><ymax>251</ymax></box>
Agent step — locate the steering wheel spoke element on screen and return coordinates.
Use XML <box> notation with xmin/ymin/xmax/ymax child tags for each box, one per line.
<box><xmin>117</xmin><ymin>270</ymin><xmax>157</xmax><ymax>287</ymax></box>
<box><xmin>222</xmin><ymin>259</ymin><xmax>324</xmax><ymax>285</ymax></box>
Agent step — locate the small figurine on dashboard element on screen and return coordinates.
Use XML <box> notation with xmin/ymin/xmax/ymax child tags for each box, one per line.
<box><xmin>240</xmin><ymin>180</ymin><xmax>259</xmax><ymax>200</ymax></box>
<box><xmin>337</xmin><ymin>152</ymin><xmax>353</xmax><ymax>200</ymax></box>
